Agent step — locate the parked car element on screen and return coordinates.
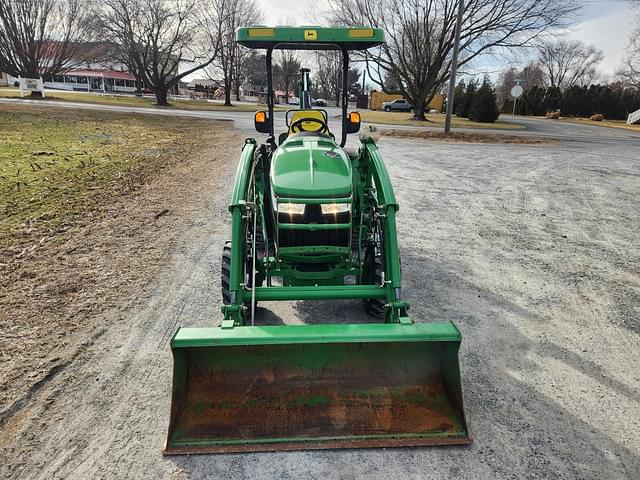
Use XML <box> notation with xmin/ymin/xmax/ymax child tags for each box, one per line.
<box><xmin>313</xmin><ymin>98</ymin><xmax>327</xmax><ymax>107</ymax></box>
<box><xmin>288</xmin><ymin>96</ymin><xmax>300</xmax><ymax>105</ymax></box>
<box><xmin>382</xmin><ymin>98</ymin><xmax>413</xmax><ymax>112</ymax></box>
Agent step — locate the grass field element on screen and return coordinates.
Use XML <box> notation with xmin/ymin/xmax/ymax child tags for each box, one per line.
<box><xmin>360</xmin><ymin>110</ymin><xmax>523</xmax><ymax>130</ymax></box>
<box><xmin>0</xmin><ymin>105</ymin><xmax>216</xmax><ymax>249</ymax></box>
<box><xmin>0</xmin><ymin>87</ymin><xmax>268</xmax><ymax>111</ymax></box>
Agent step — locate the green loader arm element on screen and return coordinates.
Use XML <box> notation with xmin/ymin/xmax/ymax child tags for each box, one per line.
<box><xmin>361</xmin><ymin>138</ymin><xmax>406</xmax><ymax>319</ymax></box>
<box><xmin>221</xmin><ymin>139</ymin><xmax>257</xmax><ymax>327</ymax></box>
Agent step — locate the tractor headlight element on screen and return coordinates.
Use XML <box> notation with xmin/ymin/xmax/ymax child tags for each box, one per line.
<box><xmin>320</xmin><ymin>203</ymin><xmax>350</xmax><ymax>215</ymax></box>
<box><xmin>279</xmin><ymin>203</ymin><xmax>306</xmax><ymax>215</ymax></box>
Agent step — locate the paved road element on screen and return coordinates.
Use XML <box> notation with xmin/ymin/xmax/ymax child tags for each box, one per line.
<box><xmin>3</xmin><ymin>101</ymin><xmax>639</xmax><ymax>479</ymax></box>
<box><xmin>2</xmin><ymin>97</ymin><xmax>640</xmax><ymax>145</ymax></box>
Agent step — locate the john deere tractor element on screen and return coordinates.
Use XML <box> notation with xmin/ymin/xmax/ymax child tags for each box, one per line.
<box><xmin>164</xmin><ymin>26</ymin><xmax>470</xmax><ymax>454</ymax></box>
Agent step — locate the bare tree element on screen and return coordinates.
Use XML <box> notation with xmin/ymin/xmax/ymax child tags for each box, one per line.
<box><xmin>313</xmin><ymin>51</ymin><xmax>361</xmax><ymax>106</ymax></box>
<box><xmin>329</xmin><ymin>0</ymin><xmax>580</xmax><ymax>120</ymax></box>
<box><xmin>496</xmin><ymin>67</ymin><xmax>517</xmax><ymax>104</ymax></box>
<box><xmin>382</xmin><ymin>69</ymin><xmax>399</xmax><ymax>92</ymax></box>
<box><xmin>0</xmin><ymin>0</ymin><xmax>94</xmax><ymax>89</ymax></box>
<box><xmin>520</xmin><ymin>62</ymin><xmax>546</xmax><ymax>90</ymax></box>
<box><xmin>202</xmin><ymin>0</ymin><xmax>261</xmax><ymax>105</ymax></box>
<box><xmin>229</xmin><ymin>0</ymin><xmax>261</xmax><ymax>104</ymax></box>
<box><xmin>232</xmin><ymin>4</ymin><xmax>262</xmax><ymax>101</ymax></box>
<box><xmin>497</xmin><ymin>61</ymin><xmax>546</xmax><ymax>103</ymax></box>
<box><xmin>618</xmin><ymin>11</ymin><xmax>640</xmax><ymax>90</ymax></box>
<box><xmin>274</xmin><ymin>51</ymin><xmax>300</xmax><ymax>103</ymax></box>
<box><xmin>96</xmin><ymin>0</ymin><xmax>223</xmax><ymax>106</ymax></box>
<box><xmin>537</xmin><ymin>39</ymin><xmax>603</xmax><ymax>89</ymax></box>
<box><xmin>618</xmin><ymin>33</ymin><xmax>640</xmax><ymax>90</ymax></box>
<box><xmin>315</xmin><ymin>51</ymin><xmax>342</xmax><ymax>106</ymax></box>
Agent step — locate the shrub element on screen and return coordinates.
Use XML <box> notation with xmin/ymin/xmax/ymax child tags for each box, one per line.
<box><xmin>452</xmin><ymin>80</ymin><xmax>466</xmax><ymax>115</ymax></box>
<box><xmin>456</xmin><ymin>80</ymin><xmax>476</xmax><ymax>118</ymax></box>
<box><xmin>468</xmin><ymin>77</ymin><xmax>500</xmax><ymax>123</ymax></box>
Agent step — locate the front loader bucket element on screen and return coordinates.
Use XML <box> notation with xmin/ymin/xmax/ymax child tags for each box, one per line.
<box><xmin>164</xmin><ymin>322</ymin><xmax>470</xmax><ymax>454</ymax></box>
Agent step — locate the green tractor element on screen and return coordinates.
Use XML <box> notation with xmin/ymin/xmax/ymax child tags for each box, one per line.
<box><xmin>164</xmin><ymin>26</ymin><xmax>470</xmax><ymax>454</ymax></box>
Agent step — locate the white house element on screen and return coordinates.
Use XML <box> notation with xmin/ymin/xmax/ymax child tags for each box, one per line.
<box><xmin>41</xmin><ymin>69</ymin><xmax>138</xmax><ymax>93</ymax></box>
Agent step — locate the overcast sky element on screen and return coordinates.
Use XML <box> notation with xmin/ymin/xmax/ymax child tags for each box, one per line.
<box><xmin>256</xmin><ymin>0</ymin><xmax>636</xmax><ymax>79</ymax></box>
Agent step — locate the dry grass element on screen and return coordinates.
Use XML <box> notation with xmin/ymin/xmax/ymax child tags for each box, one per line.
<box><xmin>376</xmin><ymin>127</ymin><xmax>552</xmax><ymax>144</ymax></box>
<box><xmin>561</xmin><ymin>117</ymin><xmax>640</xmax><ymax>132</ymax></box>
<box><xmin>0</xmin><ymin>87</ymin><xmax>270</xmax><ymax>112</ymax></box>
<box><xmin>359</xmin><ymin>110</ymin><xmax>523</xmax><ymax>130</ymax></box>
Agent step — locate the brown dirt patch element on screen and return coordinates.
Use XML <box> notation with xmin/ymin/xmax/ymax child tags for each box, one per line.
<box><xmin>376</xmin><ymin>128</ymin><xmax>552</xmax><ymax>144</ymax></box>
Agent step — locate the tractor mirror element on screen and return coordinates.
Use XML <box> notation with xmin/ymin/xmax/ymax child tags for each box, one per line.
<box><xmin>254</xmin><ymin>111</ymin><xmax>271</xmax><ymax>133</ymax></box>
<box><xmin>345</xmin><ymin>111</ymin><xmax>361</xmax><ymax>134</ymax></box>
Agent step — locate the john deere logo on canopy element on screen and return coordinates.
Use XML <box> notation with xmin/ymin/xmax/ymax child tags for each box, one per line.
<box><xmin>304</xmin><ymin>30</ymin><xmax>317</xmax><ymax>40</ymax></box>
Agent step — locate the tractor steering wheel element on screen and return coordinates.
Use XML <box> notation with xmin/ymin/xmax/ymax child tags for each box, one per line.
<box><xmin>289</xmin><ymin>117</ymin><xmax>329</xmax><ymax>135</ymax></box>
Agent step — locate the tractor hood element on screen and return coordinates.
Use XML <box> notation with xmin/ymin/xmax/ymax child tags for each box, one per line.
<box><xmin>270</xmin><ymin>136</ymin><xmax>352</xmax><ymax>198</ymax></box>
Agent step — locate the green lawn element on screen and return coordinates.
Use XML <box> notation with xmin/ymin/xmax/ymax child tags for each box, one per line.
<box><xmin>0</xmin><ymin>105</ymin><xmax>217</xmax><ymax>249</ymax></box>
<box><xmin>0</xmin><ymin>87</ymin><xmax>268</xmax><ymax>112</ymax></box>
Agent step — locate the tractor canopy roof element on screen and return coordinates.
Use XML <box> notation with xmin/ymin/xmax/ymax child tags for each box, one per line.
<box><xmin>236</xmin><ymin>26</ymin><xmax>384</xmax><ymax>50</ymax></box>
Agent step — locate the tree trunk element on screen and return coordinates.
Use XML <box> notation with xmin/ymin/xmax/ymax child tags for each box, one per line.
<box><xmin>155</xmin><ymin>87</ymin><xmax>169</xmax><ymax>106</ymax></box>
<box><xmin>413</xmin><ymin>105</ymin><xmax>427</xmax><ymax>120</ymax></box>
<box><xmin>224</xmin><ymin>85</ymin><xmax>232</xmax><ymax>106</ymax></box>
<box><xmin>413</xmin><ymin>95</ymin><xmax>427</xmax><ymax>120</ymax></box>
<box><xmin>235</xmin><ymin>83</ymin><xmax>241</xmax><ymax>102</ymax></box>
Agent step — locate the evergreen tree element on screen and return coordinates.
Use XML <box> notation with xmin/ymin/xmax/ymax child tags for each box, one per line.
<box><xmin>468</xmin><ymin>77</ymin><xmax>500</xmax><ymax>122</ymax></box>
<box><xmin>455</xmin><ymin>80</ymin><xmax>477</xmax><ymax>118</ymax></box>
<box><xmin>501</xmin><ymin>98</ymin><xmax>514</xmax><ymax>114</ymax></box>
<box><xmin>451</xmin><ymin>80</ymin><xmax>465</xmax><ymax>114</ymax></box>
<box><xmin>542</xmin><ymin>86</ymin><xmax>562</xmax><ymax>113</ymax></box>
<box><xmin>523</xmin><ymin>86</ymin><xmax>546</xmax><ymax>115</ymax></box>
<box><xmin>465</xmin><ymin>80</ymin><xmax>640</xmax><ymax>120</ymax></box>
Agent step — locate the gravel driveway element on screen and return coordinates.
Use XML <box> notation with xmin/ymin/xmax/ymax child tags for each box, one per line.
<box><xmin>1</xmin><ymin>114</ymin><xmax>639</xmax><ymax>479</ymax></box>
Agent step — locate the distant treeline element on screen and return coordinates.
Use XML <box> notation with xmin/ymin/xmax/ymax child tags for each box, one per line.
<box><xmin>502</xmin><ymin>84</ymin><xmax>640</xmax><ymax>120</ymax></box>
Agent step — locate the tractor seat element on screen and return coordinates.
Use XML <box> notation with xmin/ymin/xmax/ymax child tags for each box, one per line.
<box><xmin>288</xmin><ymin>109</ymin><xmax>331</xmax><ymax>138</ymax></box>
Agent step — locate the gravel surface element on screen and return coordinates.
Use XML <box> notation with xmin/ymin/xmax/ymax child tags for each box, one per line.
<box><xmin>1</xmin><ymin>119</ymin><xmax>639</xmax><ymax>479</ymax></box>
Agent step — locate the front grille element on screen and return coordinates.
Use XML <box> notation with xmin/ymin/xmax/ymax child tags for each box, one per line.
<box><xmin>277</xmin><ymin>206</ymin><xmax>350</xmax><ymax>248</ymax></box>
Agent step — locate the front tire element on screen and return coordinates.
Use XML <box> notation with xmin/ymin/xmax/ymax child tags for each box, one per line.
<box><xmin>221</xmin><ymin>238</ymin><xmax>263</xmax><ymax>309</ymax></box>
<box><xmin>384</xmin><ymin>106</ymin><xmax>391</xmax><ymax>112</ymax></box>
<box><xmin>221</xmin><ymin>242</ymin><xmax>232</xmax><ymax>305</ymax></box>
<box><xmin>362</xmin><ymin>243</ymin><xmax>386</xmax><ymax>319</ymax></box>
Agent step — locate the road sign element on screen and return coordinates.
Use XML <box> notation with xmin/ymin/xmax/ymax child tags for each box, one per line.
<box><xmin>510</xmin><ymin>85</ymin><xmax>523</xmax><ymax>118</ymax></box>
<box><xmin>511</xmin><ymin>85</ymin><xmax>523</xmax><ymax>98</ymax></box>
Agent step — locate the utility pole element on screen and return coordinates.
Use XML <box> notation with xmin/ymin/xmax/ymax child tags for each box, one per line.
<box><xmin>444</xmin><ymin>0</ymin><xmax>465</xmax><ymax>134</ymax></box>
